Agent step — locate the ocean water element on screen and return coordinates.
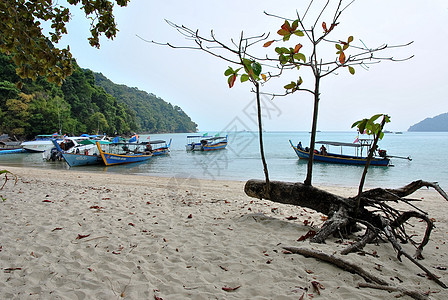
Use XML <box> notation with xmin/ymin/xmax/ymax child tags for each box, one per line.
<box><xmin>1</xmin><ymin>131</ymin><xmax>447</xmax><ymax>190</ymax></box>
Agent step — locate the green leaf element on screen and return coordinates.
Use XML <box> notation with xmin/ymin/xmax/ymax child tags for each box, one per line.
<box><xmin>293</xmin><ymin>30</ymin><xmax>304</xmax><ymax>37</ymax></box>
<box><xmin>284</xmin><ymin>82</ymin><xmax>296</xmax><ymax>90</ymax></box>
<box><xmin>283</xmin><ymin>34</ymin><xmax>291</xmax><ymax>41</ymax></box>
<box><xmin>251</xmin><ymin>62</ymin><xmax>262</xmax><ymax>76</ymax></box>
<box><xmin>292</xmin><ymin>20</ymin><xmax>299</xmax><ymax>31</ymax></box>
<box><xmin>355</xmin><ymin>119</ymin><xmax>368</xmax><ymax>134</ymax></box>
<box><xmin>293</xmin><ymin>53</ymin><xmax>306</xmax><ymax>63</ymax></box>
<box><xmin>351</xmin><ymin>120</ymin><xmax>361</xmax><ymax>128</ymax></box>
<box><xmin>242</xmin><ymin>58</ymin><xmax>252</xmax><ymax>68</ymax></box>
<box><xmin>240</xmin><ymin>74</ymin><xmax>249</xmax><ymax>82</ymax></box>
<box><xmin>335</xmin><ymin>44</ymin><xmax>342</xmax><ymax>51</ymax></box>
<box><xmin>348</xmin><ymin>36</ymin><xmax>354</xmax><ymax>43</ymax></box>
<box><xmin>369</xmin><ymin>114</ymin><xmax>383</xmax><ymax>123</ymax></box>
<box><xmin>224</xmin><ymin>67</ymin><xmax>234</xmax><ymax>76</ymax></box>
<box><xmin>279</xmin><ymin>54</ymin><xmax>288</xmax><ymax>65</ymax></box>
<box><xmin>348</xmin><ymin>66</ymin><xmax>355</xmax><ymax>75</ymax></box>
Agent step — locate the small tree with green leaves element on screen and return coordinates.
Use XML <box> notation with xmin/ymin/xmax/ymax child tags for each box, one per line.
<box><xmin>351</xmin><ymin>113</ymin><xmax>390</xmax><ymax>213</ymax></box>
<box><xmin>263</xmin><ymin>0</ymin><xmax>412</xmax><ymax>186</ymax></box>
<box><xmin>150</xmin><ymin>23</ymin><xmax>273</xmax><ymax>195</ymax></box>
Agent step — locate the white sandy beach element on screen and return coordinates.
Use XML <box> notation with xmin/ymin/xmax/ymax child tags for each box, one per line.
<box><xmin>0</xmin><ymin>166</ymin><xmax>447</xmax><ymax>299</ymax></box>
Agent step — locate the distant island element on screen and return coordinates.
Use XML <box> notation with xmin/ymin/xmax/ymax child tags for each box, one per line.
<box><xmin>408</xmin><ymin>112</ymin><xmax>448</xmax><ymax>132</ymax></box>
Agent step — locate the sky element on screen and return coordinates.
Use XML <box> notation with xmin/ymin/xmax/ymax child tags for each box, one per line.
<box><xmin>56</xmin><ymin>0</ymin><xmax>448</xmax><ymax>132</ymax></box>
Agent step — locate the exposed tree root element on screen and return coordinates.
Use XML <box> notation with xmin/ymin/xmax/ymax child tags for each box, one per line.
<box><xmin>244</xmin><ymin>179</ymin><xmax>448</xmax><ymax>288</ymax></box>
<box><xmin>283</xmin><ymin>247</ymin><xmax>389</xmax><ymax>285</ymax></box>
<box><xmin>284</xmin><ymin>247</ymin><xmax>430</xmax><ymax>300</ymax></box>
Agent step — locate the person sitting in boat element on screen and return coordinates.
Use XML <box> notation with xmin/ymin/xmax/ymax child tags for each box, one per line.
<box><xmin>378</xmin><ymin>149</ymin><xmax>387</xmax><ymax>157</ymax></box>
<box><xmin>145</xmin><ymin>143</ymin><xmax>153</xmax><ymax>152</ymax></box>
<box><xmin>320</xmin><ymin>145</ymin><xmax>327</xmax><ymax>155</ymax></box>
<box><xmin>297</xmin><ymin>142</ymin><xmax>303</xmax><ymax>150</ymax></box>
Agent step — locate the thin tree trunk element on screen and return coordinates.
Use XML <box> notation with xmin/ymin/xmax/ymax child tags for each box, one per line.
<box><xmin>304</xmin><ymin>76</ymin><xmax>320</xmax><ymax>186</ymax></box>
<box><xmin>255</xmin><ymin>82</ymin><xmax>270</xmax><ymax>196</ymax></box>
<box><xmin>355</xmin><ymin>117</ymin><xmax>387</xmax><ymax>213</ymax></box>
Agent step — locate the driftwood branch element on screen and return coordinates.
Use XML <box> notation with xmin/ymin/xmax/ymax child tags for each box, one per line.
<box><xmin>283</xmin><ymin>246</ymin><xmax>388</xmax><ymax>285</ymax></box>
<box><xmin>284</xmin><ymin>247</ymin><xmax>431</xmax><ymax>300</ymax></box>
<box><xmin>358</xmin><ymin>283</ymin><xmax>429</xmax><ymax>300</ymax></box>
<box><xmin>383</xmin><ymin>223</ymin><xmax>447</xmax><ymax>289</ymax></box>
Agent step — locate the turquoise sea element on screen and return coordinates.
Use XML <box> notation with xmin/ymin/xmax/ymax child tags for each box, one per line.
<box><xmin>1</xmin><ymin>131</ymin><xmax>447</xmax><ymax>190</ymax></box>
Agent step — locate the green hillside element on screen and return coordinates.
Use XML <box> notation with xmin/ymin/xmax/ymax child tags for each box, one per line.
<box><xmin>0</xmin><ymin>53</ymin><xmax>197</xmax><ymax>139</ymax></box>
<box><xmin>94</xmin><ymin>72</ymin><xmax>197</xmax><ymax>133</ymax></box>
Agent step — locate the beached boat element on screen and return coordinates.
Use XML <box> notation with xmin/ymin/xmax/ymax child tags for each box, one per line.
<box><xmin>21</xmin><ymin>134</ymin><xmax>63</xmax><ymax>152</ymax></box>
<box><xmin>186</xmin><ymin>135</ymin><xmax>228</xmax><ymax>151</ymax></box>
<box><xmin>144</xmin><ymin>139</ymin><xmax>172</xmax><ymax>156</ymax></box>
<box><xmin>61</xmin><ymin>152</ymin><xmax>104</xmax><ymax>167</ymax></box>
<box><xmin>51</xmin><ymin>139</ymin><xmax>109</xmax><ymax>167</ymax></box>
<box><xmin>46</xmin><ymin>135</ymin><xmax>106</xmax><ymax>161</ymax></box>
<box><xmin>96</xmin><ymin>141</ymin><xmax>153</xmax><ymax>166</ymax></box>
<box><xmin>289</xmin><ymin>139</ymin><xmax>390</xmax><ymax>166</ymax></box>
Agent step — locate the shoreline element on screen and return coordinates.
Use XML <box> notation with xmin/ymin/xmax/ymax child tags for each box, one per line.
<box><xmin>1</xmin><ymin>166</ymin><xmax>447</xmax><ymax>299</ymax></box>
<box><xmin>0</xmin><ymin>163</ymin><xmax>379</xmax><ymax>191</ymax></box>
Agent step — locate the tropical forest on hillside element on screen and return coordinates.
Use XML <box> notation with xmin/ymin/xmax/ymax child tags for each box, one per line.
<box><xmin>0</xmin><ymin>52</ymin><xmax>197</xmax><ymax>140</ymax></box>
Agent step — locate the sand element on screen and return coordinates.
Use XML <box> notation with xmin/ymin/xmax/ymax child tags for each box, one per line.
<box><xmin>0</xmin><ymin>166</ymin><xmax>447</xmax><ymax>299</ymax></box>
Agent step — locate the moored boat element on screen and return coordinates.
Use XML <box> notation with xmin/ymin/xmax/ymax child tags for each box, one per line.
<box><xmin>186</xmin><ymin>135</ymin><xmax>228</xmax><ymax>151</ymax></box>
<box><xmin>0</xmin><ymin>134</ymin><xmax>26</xmax><ymax>154</ymax></box>
<box><xmin>0</xmin><ymin>148</ymin><xmax>27</xmax><ymax>155</ymax></box>
<box><xmin>186</xmin><ymin>135</ymin><xmax>209</xmax><ymax>151</ymax></box>
<box><xmin>21</xmin><ymin>134</ymin><xmax>63</xmax><ymax>152</ymax></box>
<box><xmin>289</xmin><ymin>139</ymin><xmax>390</xmax><ymax>166</ymax></box>
<box><xmin>96</xmin><ymin>141</ymin><xmax>153</xmax><ymax>166</ymax></box>
<box><xmin>144</xmin><ymin>139</ymin><xmax>172</xmax><ymax>156</ymax></box>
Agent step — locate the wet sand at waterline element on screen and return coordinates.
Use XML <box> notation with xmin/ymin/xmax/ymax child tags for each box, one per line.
<box><xmin>1</xmin><ymin>166</ymin><xmax>447</xmax><ymax>299</ymax></box>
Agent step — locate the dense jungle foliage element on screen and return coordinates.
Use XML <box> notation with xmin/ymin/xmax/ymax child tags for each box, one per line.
<box><xmin>0</xmin><ymin>53</ymin><xmax>197</xmax><ymax>139</ymax></box>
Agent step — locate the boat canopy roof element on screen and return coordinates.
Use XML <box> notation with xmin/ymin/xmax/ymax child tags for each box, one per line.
<box><xmin>202</xmin><ymin>136</ymin><xmax>226</xmax><ymax>141</ymax></box>
<box><xmin>316</xmin><ymin>141</ymin><xmax>362</xmax><ymax>148</ymax></box>
<box><xmin>149</xmin><ymin>140</ymin><xmax>166</xmax><ymax>144</ymax></box>
<box><xmin>79</xmin><ymin>139</ymin><xmax>112</xmax><ymax>145</ymax></box>
<box><xmin>187</xmin><ymin>135</ymin><xmax>210</xmax><ymax>138</ymax></box>
<box><xmin>187</xmin><ymin>135</ymin><xmax>226</xmax><ymax>140</ymax></box>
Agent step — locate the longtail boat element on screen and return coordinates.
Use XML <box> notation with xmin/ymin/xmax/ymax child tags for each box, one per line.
<box><xmin>96</xmin><ymin>141</ymin><xmax>153</xmax><ymax>166</ymax></box>
<box><xmin>289</xmin><ymin>139</ymin><xmax>390</xmax><ymax>166</ymax></box>
<box><xmin>186</xmin><ymin>135</ymin><xmax>228</xmax><ymax>151</ymax></box>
